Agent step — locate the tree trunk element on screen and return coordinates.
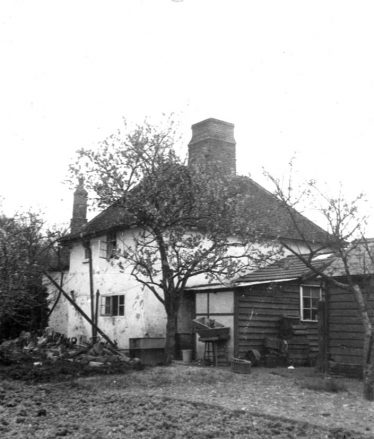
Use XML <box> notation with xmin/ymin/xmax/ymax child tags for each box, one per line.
<box><xmin>164</xmin><ymin>310</ymin><xmax>177</xmax><ymax>365</ymax></box>
<box><xmin>363</xmin><ymin>334</ymin><xmax>374</xmax><ymax>401</ymax></box>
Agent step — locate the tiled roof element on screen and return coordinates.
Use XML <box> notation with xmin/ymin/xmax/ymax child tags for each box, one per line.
<box><xmin>232</xmin><ymin>176</ymin><xmax>328</xmax><ymax>242</ymax></box>
<box><xmin>61</xmin><ymin>201</ymin><xmax>136</xmax><ymax>242</ymax></box>
<box><xmin>323</xmin><ymin>241</ymin><xmax>374</xmax><ymax>277</ymax></box>
<box><xmin>237</xmin><ymin>253</ymin><xmax>335</xmax><ymax>284</ymax></box>
<box><xmin>237</xmin><ymin>241</ymin><xmax>374</xmax><ymax>285</ymax></box>
<box><xmin>62</xmin><ymin>174</ymin><xmax>329</xmax><ymax>243</ymax></box>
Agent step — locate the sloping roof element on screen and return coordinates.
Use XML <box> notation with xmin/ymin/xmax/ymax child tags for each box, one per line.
<box><xmin>323</xmin><ymin>240</ymin><xmax>374</xmax><ymax>277</ymax></box>
<box><xmin>187</xmin><ymin>244</ymin><xmax>374</xmax><ymax>290</ymax></box>
<box><xmin>237</xmin><ymin>242</ymin><xmax>374</xmax><ymax>286</ymax></box>
<box><xmin>236</xmin><ymin>253</ymin><xmax>335</xmax><ymax>284</ymax></box>
<box><xmin>233</xmin><ymin>176</ymin><xmax>328</xmax><ymax>242</ymax></box>
<box><xmin>62</xmin><ymin>173</ymin><xmax>328</xmax><ymax>244</ymax></box>
<box><xmin>63</xmin><ymin>201</ymin><xmax>135</xmax><ymax>242</ymax></box>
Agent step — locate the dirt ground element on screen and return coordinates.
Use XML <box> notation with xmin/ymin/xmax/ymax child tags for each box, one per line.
<box><xmin>0</xmin><ymin>364</ymin><xmax>373</xmax><ymax>438</ymax></box>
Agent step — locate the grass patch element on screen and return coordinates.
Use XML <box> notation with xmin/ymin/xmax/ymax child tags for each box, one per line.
<box><xmin>0</xmin><ymin>358</ymin><xmax>133</xmax><ymax>383</ymax></box>
<box><xmin>110</xmin><ymin>365</ymin><xmax>234</xmax><ymax>388</ymax></box>
<box><xmin>299</xmin><ymin>377</ymin><xmax>347</xmax><ymax>393</ymax></box>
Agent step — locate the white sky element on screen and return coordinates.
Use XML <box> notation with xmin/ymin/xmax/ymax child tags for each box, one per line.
<box><xmin>1</xmin><ymin>0</ymin><xmax>374</xmax><ymax>233</ymax></box>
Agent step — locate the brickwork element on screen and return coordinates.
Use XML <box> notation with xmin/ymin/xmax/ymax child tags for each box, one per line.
<box><xmin>188</xmin><ymin>118</ymin><xmax>236</xmax><ymax>176</ymax></box>
<box><xmin>70</xmin><ymin>178</ymin><xmax>88</xmax><ymax>234</ymax></box>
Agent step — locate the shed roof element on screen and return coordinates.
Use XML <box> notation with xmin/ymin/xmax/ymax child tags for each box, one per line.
<box><xmin>236</xmin><ymin>242</ymin><xmax>374</xmax><ymax>286</ymax></box>
<box><xmin>236</xmin><ymin>253</ymin><xmax>335</xmax><ymax>284</ymax></box>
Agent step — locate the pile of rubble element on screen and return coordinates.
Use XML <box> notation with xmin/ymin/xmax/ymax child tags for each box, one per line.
<box><xmin>0</xmin><ymin>328</ymin><xmax>141</xmax><ymax>380</ymax></box>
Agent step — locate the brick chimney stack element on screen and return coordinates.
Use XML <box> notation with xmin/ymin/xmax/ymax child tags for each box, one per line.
<box><xmin>188</xmin><ymin>118</ymin><xmax>236</xmax><ymax>176</ymax></box>
<box><xmin>70</xmin><ymin>177</ymin><xmax>88</xmax><ymax>234</ymax></box>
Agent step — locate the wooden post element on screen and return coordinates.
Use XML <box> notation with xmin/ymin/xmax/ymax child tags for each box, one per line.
<box><xmin>233</xmin><ymin>288</ymin><xmax>239</xmax><ymax>358</ymax></box>
<box><xmin>95</xmin><ymin>290</ymin><xmax>100</xmax><ymax>329</ymax></box>
<box><xmin>87</xmin><ymin>243</ymin><xmax>96</xmax><ymax>340</ymax></box>
<box><xmin>317</xmin><ymin>300</ymin><xmax>328</xmax><ymax>373</ymax></box>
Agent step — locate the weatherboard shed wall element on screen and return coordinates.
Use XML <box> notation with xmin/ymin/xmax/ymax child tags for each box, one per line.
<box><xmin>235</xmin><ymin>280</ymin><xmax>323</xmax><ymax>363</ymax></box>
<box><xmin>326</xmin><ymin>277</ymin><xmax>374</xmax><ymax>377</ymax></box>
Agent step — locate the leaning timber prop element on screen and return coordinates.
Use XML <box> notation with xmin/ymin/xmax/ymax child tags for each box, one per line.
<box><xmin>43</xmin><ymin>271</ymin><xmax>119</xmax><ymax>351</ymax></box>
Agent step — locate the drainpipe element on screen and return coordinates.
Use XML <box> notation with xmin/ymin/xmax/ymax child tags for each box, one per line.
<box><xmin>85</xmin><ymin>241</ymin><xmax>96</xmax><ymax>341</ymax></box>
<box><xmin>95</xmin><ymin>290</ymin><xmax>100</xmax><ymax>329</ymax></box>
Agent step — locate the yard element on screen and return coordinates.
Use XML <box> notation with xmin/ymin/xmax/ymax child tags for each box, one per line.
<box><xmin>0</xmin><ymin>364</ymin><xmax>373</xmax><ymax>438</ymax></box>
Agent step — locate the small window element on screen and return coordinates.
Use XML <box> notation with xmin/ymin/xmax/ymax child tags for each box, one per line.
<box><xmin>98</xmin><ymin>231</ymin><xmax>118</xmax><ymax>259</ymax></box>
<box><xmin>106</xmin><ymin>231</ymin><xmax>117</xmax><ymax>259</ymax></box>
<box><xmin>300</xmin><ymin>286</ymin><xmax>321</xmax><ymax>321</ymax></box>
<box><xmin>100</xmin><ymin>295</ymin><xmax>125</xmax><ymax>316</ymax></box>
<box><xmin>84</xmin><ymin>245</ymin><xmax>90</xmax><ymax>260</ymax></box>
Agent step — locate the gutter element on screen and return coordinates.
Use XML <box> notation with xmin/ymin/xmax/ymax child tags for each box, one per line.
<box><xmin>186</xmin><ymin>277</ymin><xmax>299</xmax><ymax>292</ymax></box>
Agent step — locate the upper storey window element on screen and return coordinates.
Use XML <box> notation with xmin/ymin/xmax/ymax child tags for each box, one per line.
<box><xmin>99</xmin><ymin>231</ymin><xmax>118</xmax><ymax>259</ymax></box>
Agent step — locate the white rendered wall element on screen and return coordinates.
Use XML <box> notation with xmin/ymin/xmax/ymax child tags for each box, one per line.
<box><xmin>47</xmin><ymin>230</ymin><xmax>167</xmax><ymax>349</ymax></box>
<box><xmin>46</xmin><ymin>228</ymin><xmax>315</xmax><ymax>349</ymax></box>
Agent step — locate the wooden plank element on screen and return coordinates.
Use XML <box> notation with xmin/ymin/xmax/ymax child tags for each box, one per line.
<box><xmin>329</xmin><ymin>346</ymin><xmax>362</xmax><ymax>356</ymax></box>
<box><xmin>238</xmin><ymin>334</ymin><xmax>277</xmax><ymax>341</ymax></box>
<box><xmin>239</xmin><ymin>292</ymin><xmax>299</xmax><ymax>300</ymax></box>
<box><xmin>329</xmin><ymin>317</ymin><xmax>364</xmax><ymax>325</ymax></box>
<box><xmin>329</xmin><ymin>323</ymin><xmax>364</xmax><ymax>332</ymax></box>
<box><xmin>328</xmin><ymin>291</ymin><xmax>356</xmax><ymax>299</ymax></box>
<box><xmin>238</xmin><ymin>296</ymin><xmax>298</xmax><ymax>304</ymax></box>
<box><xmin>237</xmin><ymin>315</ymin><xmax>283</xmax><ymax>321</ymax></box>
<box><xmin>238</xmin><ymin>295</ymin><xmax>298</xmax><ymax>302</ymax></box>
<box><xmin>329</xmin><ymin>362</ymin><xmax>362</xmax><ymax>378</ymax></box>
<box><xmin>329</xmin><ymin>309</ymin><xmax>361</xmax><ymax>317</ymax></box>
<box><xmin>328</xmin><ymin>302</ymin><xmax>361</xmax><ymax>311</ymax></box>
<box><xmin>329</xmin><ymin>353</ymin><xmax>362</xmax><ymax>364</ymax></box>
<box><xmin>238</xmin><ymin>322</ymin><xmax>279</xmax><ymax>329</ymax></box>
<box><xmin>329</xmin><ymin>331</ymin><xmax>363</xmax><ymax>340</ymax></box>
<box><xmin>238</xmin><ymin>330</ymin><xmax>277</xmax><ymax>338</ymax></box>
<box><xmin>329</xmin><ymin>339</ymin><xmax>363</xmax><ymax>348</ymax></box>
<box><xmin>238</xmin><ymin>306</ymin><xmax>298</xmax><ymax>315</ymax></box>
<box><xmin>238</xmin><ymin>303</ymin><xmax>299</xmax><ymax>311</ymax></box>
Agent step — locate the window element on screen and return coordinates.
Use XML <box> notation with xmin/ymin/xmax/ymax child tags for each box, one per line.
<box><xmin>84</xmin><ymin>245</ymin><xmax>90</xmax><ymax>260</ymax></box>
<box><xmin>300</xmin><ymin>286</ymin><xmax>321</xmax><ymax>321</ymax></box>
<box><xmin>100</xmin><ymin>295</ymin><xmax>125</xmax><ymax>316</ymax></box>
<box><xmin>99</xmin><ymin>231</ymin><xmax>118</xmax><ymax>259</ymax></box>
<box><xmin>106</xmin><ymin>231</ymin><xmax>117</xmax><ymax>258</ymax></box>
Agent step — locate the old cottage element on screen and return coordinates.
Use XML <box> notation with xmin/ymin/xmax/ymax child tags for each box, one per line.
<box><xmin>46</xmin><ymin>118</ymin><xmax>328</xmax><ymax>362</ymax></box>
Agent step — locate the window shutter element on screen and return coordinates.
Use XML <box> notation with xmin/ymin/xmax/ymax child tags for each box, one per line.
<box><xmin>100</xmin><ymin>296</ymin><xmax>106</xmax><ymax>315</ymax></box>
<box><xmin>119</xmin><ymin>295</ymin><xmax>125</xmax><ymax>316</ymax></box>
<box><xmin>99</xmin><ymin>240</ymin><xmax>107</xmax><ymax>259</ymax></box>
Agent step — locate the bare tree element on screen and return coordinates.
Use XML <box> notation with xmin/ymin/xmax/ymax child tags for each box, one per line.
<box><xmin>266</xmin><ymin>166</ymin><xmax>374</xmax><ymax>400</ymax></box>
<box><xmin>0</xmin><ymin>210</ymin><xmax>64</xmax><ymax>340</ymax></box>
<box><xmin>70</xmin><ymin>118</ymin><xmax>281</xmax><ymax>362</ymax></box>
